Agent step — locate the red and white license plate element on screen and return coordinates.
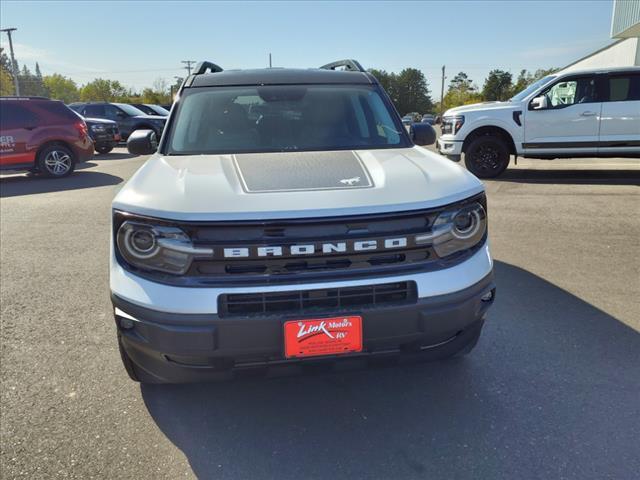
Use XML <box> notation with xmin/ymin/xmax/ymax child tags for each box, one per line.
<box><xmin>284</xmin><ymin>316</ymin><xmax>362</xmax><ymax>359</ymax></box>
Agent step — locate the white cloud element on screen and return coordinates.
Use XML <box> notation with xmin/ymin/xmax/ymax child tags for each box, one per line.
<box><xmin>0</xmin><ymin>41</ymin><xmax>47</xmax><ymax>61</ymax></box>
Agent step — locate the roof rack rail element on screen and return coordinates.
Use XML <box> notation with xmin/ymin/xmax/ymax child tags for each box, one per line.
<box><xmin>320</xmin><ymin>59</ymin><xmax>365</xmax><ymax>72</ymax></box>
<box><xmin>193</xmin><ymin>61</ymin><xmax>224</xmax><ymax>75</ymax></box>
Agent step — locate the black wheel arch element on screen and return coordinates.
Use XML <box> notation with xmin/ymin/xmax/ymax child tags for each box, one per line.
<box><xmin>462</xmin><ymin>126</ymin><xmax>516</xmax><ymax>156</ymax></box>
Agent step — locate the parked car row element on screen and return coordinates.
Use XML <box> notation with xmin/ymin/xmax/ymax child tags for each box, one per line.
<box><xmin>0</xmin><ymin>97</ymin><xmax>169</xmax><ymax>177</ymax></box>
<box><xmin>68</xmin><ymin>102</ymin><xmax>167</xmax><ymax>142</ymax></box>
<box><xmin>402</xmin><ymin>112</ymin><xmax>439</xmax><ymax>125</ymax></box>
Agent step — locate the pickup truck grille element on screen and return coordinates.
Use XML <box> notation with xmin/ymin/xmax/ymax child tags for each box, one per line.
<box><xmin>218</xmin><ymin>281</ymin><xmax>416</xmax><ymax>317</ymax></box>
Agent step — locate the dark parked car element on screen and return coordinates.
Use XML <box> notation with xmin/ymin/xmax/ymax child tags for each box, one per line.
<box><xmin>421</xmin><ymin>114</ymin><xmax>435</xmax><ymax>125</ymax></box>
<box><xmin>132</xmin><ymin>104</ymin><xmax>170</xmax><ymax>116</ymax></box>
<box><xmin>401</xmin><ymin>115</ymin><xmax>413</xmax><ymax>125</ymax></box>
<box><xmin>68</xmin><ymin>102</ymin><xmax>166</xmax><ymax>141</ymax></box>
<box><xmin>0</xmin><ymin>97</ymin><xmax>93</xmax><ymax>177</ymax></box>
<box><xmin>83</xmin><ymin>116</ymin><xmax>120</xmax><ymax>154</ymax></box>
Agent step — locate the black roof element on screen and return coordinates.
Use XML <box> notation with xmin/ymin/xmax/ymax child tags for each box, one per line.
<box><xmin>189</xmin><ymin>68</ymin><xmax>376</xmax><ymax>88</ymax></box>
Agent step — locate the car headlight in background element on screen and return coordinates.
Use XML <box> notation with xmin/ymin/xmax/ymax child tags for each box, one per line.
<box><xmin>90</xmin><ymin>124</ymin><xmax>106</xmax><ymax>132</ymax></box>
<box><xmin>116</xmin><ymin>221</ymin><xmax>212</xmax><ymax>274</ymax></box>
<box><xmin>416</xmin><ymin>202</ymin><xmax>486</xmax><ymax>257</ymax></box>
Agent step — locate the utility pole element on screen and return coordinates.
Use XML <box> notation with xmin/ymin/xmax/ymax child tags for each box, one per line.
<box><xmin>181</xmin><ymin>60</ymin><xmax>196</xmax><ymax>75</ymax></box>
<box><xmin>1</xmin><ymin>27</ymin><xmax>20</xmax><ymax>96</ymax></box>
<box><xmin>440</xmin><ymin>65</ymin><xmax>446</xmax><ymax>117</ymax></box>
<box><xmin>268</xmin><ymin>53</ymin><xmax>272</xmax><ymax>68</ymax></box>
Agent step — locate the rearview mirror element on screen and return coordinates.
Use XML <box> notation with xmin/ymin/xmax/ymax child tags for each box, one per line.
<box><xmin>410</xmin><ymin>123</ymin><xmax>436</xmax><ymax>146</ymax></box>
<box><xmin>530</xmin><ymin>96</ymin><xmax>548</xmax><ymax>110</ymax></box>
<box><xmin>127</xmin><ymin>129</ymin><xmax>157</xmax><ymax>155</ymax></box>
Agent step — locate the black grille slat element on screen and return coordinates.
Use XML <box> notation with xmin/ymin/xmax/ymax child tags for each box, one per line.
<box><xmin>219</xmin><ymin>281</ymin><xmax>417</xmax><ymax>318</ymax></box>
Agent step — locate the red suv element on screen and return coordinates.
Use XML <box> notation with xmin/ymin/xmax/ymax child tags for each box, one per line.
<box><xmin>0</xmin><ymin>97</ymin><xmax>94</xmax><ymax>177</ymax></box>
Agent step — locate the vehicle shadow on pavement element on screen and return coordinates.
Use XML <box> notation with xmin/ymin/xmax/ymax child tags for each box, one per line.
<box><xmin>0</xmin><ymin>171</ymin><xmax>123</xmax><ymax>198</ymax></box>
<box><xmin>93</xmin><ymin>152</ymin><xmax>138</xmax><ymax>160</ymax></box>
<box><xmin>140</xmin><ymin>261</ymin><xmax>640</xmax><ymax>480</ymax></box>
<box><xmin>494</xmin><ymin>168</ymin><xmax>640</xmax><ymax>185</ymax></box>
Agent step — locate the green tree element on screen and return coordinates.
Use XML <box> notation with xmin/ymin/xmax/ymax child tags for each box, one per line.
<box><xmin>16</xmin><ymin>63</ymin><xmax>48</xmax><ymax>97</ymax></box>
<box><xmin>511</xmin><ymin>68</ymin><xmax>557</xmax><ymax>97</ymax></box>
<box><xmin>443</xmin><ymin>71</ymin><xmax>482</xmax><ymax>110</ymax></box>
<box><xmin>0</xmin><ymin>48</ymin><xmax>14</xmax><ymax>95</ymax></box>
<box><xmin>79</xmin><ymin>78</ymin><xmax>127</xmax><ymax>101</ymax></box>
<box><xmin>395</xmin><ymin>68</ymin><xmax>433</xmax><ymax>115</ymax></box>
<box><xmin>43</xmin><ymin>74</ymin><xmax>79</xmax><ymax>103</ymax></box>
<box><xmin>482</xmin><ymin>69</ymin><xmax>513</xmax><ymax>101</ymax></box>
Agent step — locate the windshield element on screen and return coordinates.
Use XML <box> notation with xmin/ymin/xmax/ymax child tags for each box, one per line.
<box><xmin>114</xmin><ymin>103</ymin><xmax>147</xmax><ymax>116</ymax></box>
<box><xmin>510</xmin><ymin>75</ymin><xmax>556</xmax><ymax>102</ymax></box>
<box><xmin>167</xmin><ymin>85</ymin><xmax>409</xmax><ymax>155</ymax></box>
<box><xmin>146</xmin><ymin>104</ymin><xmax>170</xmax><ymax>116</ymax></box>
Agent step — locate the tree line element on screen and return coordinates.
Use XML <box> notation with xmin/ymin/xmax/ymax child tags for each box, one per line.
<box><xmin>440</xmin><ymin>68</ymin><xmax>556</xmax><ymax>112</ymax></box>
<box><xmin>0</xmin><ymin>48</ymin><xmax>181</xmax><ymax>104</ymax></box>
<box><xmin>1</xmin><ymin>49</ymin><xmax>554</xmax><ymax>113</ymax></box>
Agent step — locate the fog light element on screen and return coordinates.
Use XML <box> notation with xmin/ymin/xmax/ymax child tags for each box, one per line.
<box><xmin>119</xmin><ymin>317</ymin><xmax>135</xmax><ymax>329</ymax></box>
<box><xmin>481</xmin><ymin>290</ymin><xmax>494</xmax><ymax>302</ymax></box>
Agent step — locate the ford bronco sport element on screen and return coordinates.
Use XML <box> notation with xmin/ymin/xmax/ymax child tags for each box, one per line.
<box><xmin>110</xmin><ymin>60</ymin><xmax>495</xmax><ymax>383</ymax></box>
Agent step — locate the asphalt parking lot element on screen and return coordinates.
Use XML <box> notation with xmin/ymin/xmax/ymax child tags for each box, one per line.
<box><xmin>1</xmin><ymin>149</ymin><xmax>639</xmax><ymax>479</ymax></box>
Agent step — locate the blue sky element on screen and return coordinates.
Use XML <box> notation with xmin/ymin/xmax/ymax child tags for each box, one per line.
<box><xmin>0</xmin><ymin>0</ymin><xmax>615</xmax><ymax>99</ymax></box>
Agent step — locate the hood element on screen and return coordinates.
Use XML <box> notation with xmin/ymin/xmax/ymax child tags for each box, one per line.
<box><xmin>444</xmin><ymin>101</ymin><xmax>517</xmax><ymax>116</ymax></box>
<box><xmin>84</xmin><ymin>117</ymin><xmax>117</xmax><ymax>125</ymax></box>
<box><xmin>112</xmin><ymin>147</ymin><xmax>484</xmax><ymax>221</ymax></box>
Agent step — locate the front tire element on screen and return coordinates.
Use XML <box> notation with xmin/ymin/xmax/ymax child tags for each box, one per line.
<box><xmin>464</xmin><ymin>136</ymin><xmax>510</xmax><ymax>178</ymax></box>
<box><xmin>37</xmin><ymin>144</ymin><xmax>75</xmax><ymax>178</ymax></box>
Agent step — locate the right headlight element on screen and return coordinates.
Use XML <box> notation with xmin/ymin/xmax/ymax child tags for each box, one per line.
<box><xmin>416</xmin><ymin>202</ymin><xmax>487</xmax><ymax>257</ymax></box>
<box><xmin>116</xmin><ymin>221</ymin><xmax>212</xmax><ymax>275</ymax></box>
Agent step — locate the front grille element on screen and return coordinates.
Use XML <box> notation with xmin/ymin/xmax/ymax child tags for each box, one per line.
<box><xmin>113</xmin><ymin>193</ymin><xmax>486</xmax><ymax>286</ymax></box>
<box><xmin>218</xmin><ymin>281</ymin><xmax>417</xmax><ymax>318</ymax></box>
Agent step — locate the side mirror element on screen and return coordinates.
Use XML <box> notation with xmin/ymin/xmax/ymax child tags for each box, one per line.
<box><xmin>127</xmin><ymin>129</ymin><xmax>157</xmax><ymax>155</ymax></box>
<box><xmin>116</xmin><ymin>110</ymin><xmax>126</xmax><ymax>118</ymax></box>
<box><xmin>410</xmin><ymin>123</ymin><xmax>436</xmax><ymax>146</ymax></box>
<box><xmin>530</xmin><ymin>95</ymin><xmax>548</xmax><ymax>110</ymax></box>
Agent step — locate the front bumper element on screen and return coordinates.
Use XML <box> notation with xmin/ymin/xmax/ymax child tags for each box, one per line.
<box><xmin>437</xmin><ymin>137</ymin><xmax>463</xmax><ymax>158</ymax></box>
<box><xmin>113</xmin><ymin>271</ymin><xmax>495</xmax><ymax>383</ymax></box>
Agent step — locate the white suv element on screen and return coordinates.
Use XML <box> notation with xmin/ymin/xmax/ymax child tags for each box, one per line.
<box><xmin>110</xmin><ymin>60</ymin><xmax>495</xmax><ymax>383</ymax></box>
<box><xmin>437</xmin><ymin>67</ymin><xmax>640</xmax><ymax>178</ymax></box>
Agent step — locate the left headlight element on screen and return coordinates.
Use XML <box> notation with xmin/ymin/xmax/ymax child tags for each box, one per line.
<box><xmin>90</xmin><ymin>124</ymin><xmax>106</xmax><ymax>132</ymax></box>
<box><xmin>116</xmin><ymin>221</ymin><xmax>212</xmax><ymax>275</ymax></box>
<box><xmin>416</xmin><ymin>202</ymin><xmax>487</xmax><ymax>257</ymax></box>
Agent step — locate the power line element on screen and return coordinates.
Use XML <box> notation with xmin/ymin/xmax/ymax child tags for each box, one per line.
<box><xmin>181</xmin><ymin>60</ymin><xmax>196</xmax><ymax>75</ymax></box>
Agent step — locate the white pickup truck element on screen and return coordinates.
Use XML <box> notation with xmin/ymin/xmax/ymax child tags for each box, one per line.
<box><xmin>437</xmin><ymin>67</ymin><xmax>640</xmax><ymax>178</ymax></box>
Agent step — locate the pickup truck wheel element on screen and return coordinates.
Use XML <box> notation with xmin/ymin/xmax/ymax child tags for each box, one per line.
<box><xmin>464</xmin><ymin>136</ymin><xmax>509</xmax><ymax>178</ymax></box>
<box><xmin>37</xmin><ymin>144</ymin><xmax>75</xmax><ymax>178</ymax></box>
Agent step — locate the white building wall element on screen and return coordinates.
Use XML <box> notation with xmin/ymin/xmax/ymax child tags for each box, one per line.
<box><xmin>559</xmin><ymin>37</ymin><xmax>639</xmax><ymax>74</ymax></box>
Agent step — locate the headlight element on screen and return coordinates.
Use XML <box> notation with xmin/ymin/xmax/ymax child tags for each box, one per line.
<box><xmin>416</xmin><ymin>202</ymin><xmax>487</xmax><ymax>257</ymax></box>
<box><xmin>116</xmin><ymin>221</ymin><xmax>212</xmax><ymax>275</ymax></box>
<box><xmin>90</xmin><ymin>124</ymin><xmax>106</xmax><ymax>132</ymax></box>
<box><xmin>442</xmin><ymin>115</ymin><xmax>465</xmax><ymax>135</ymax></box>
